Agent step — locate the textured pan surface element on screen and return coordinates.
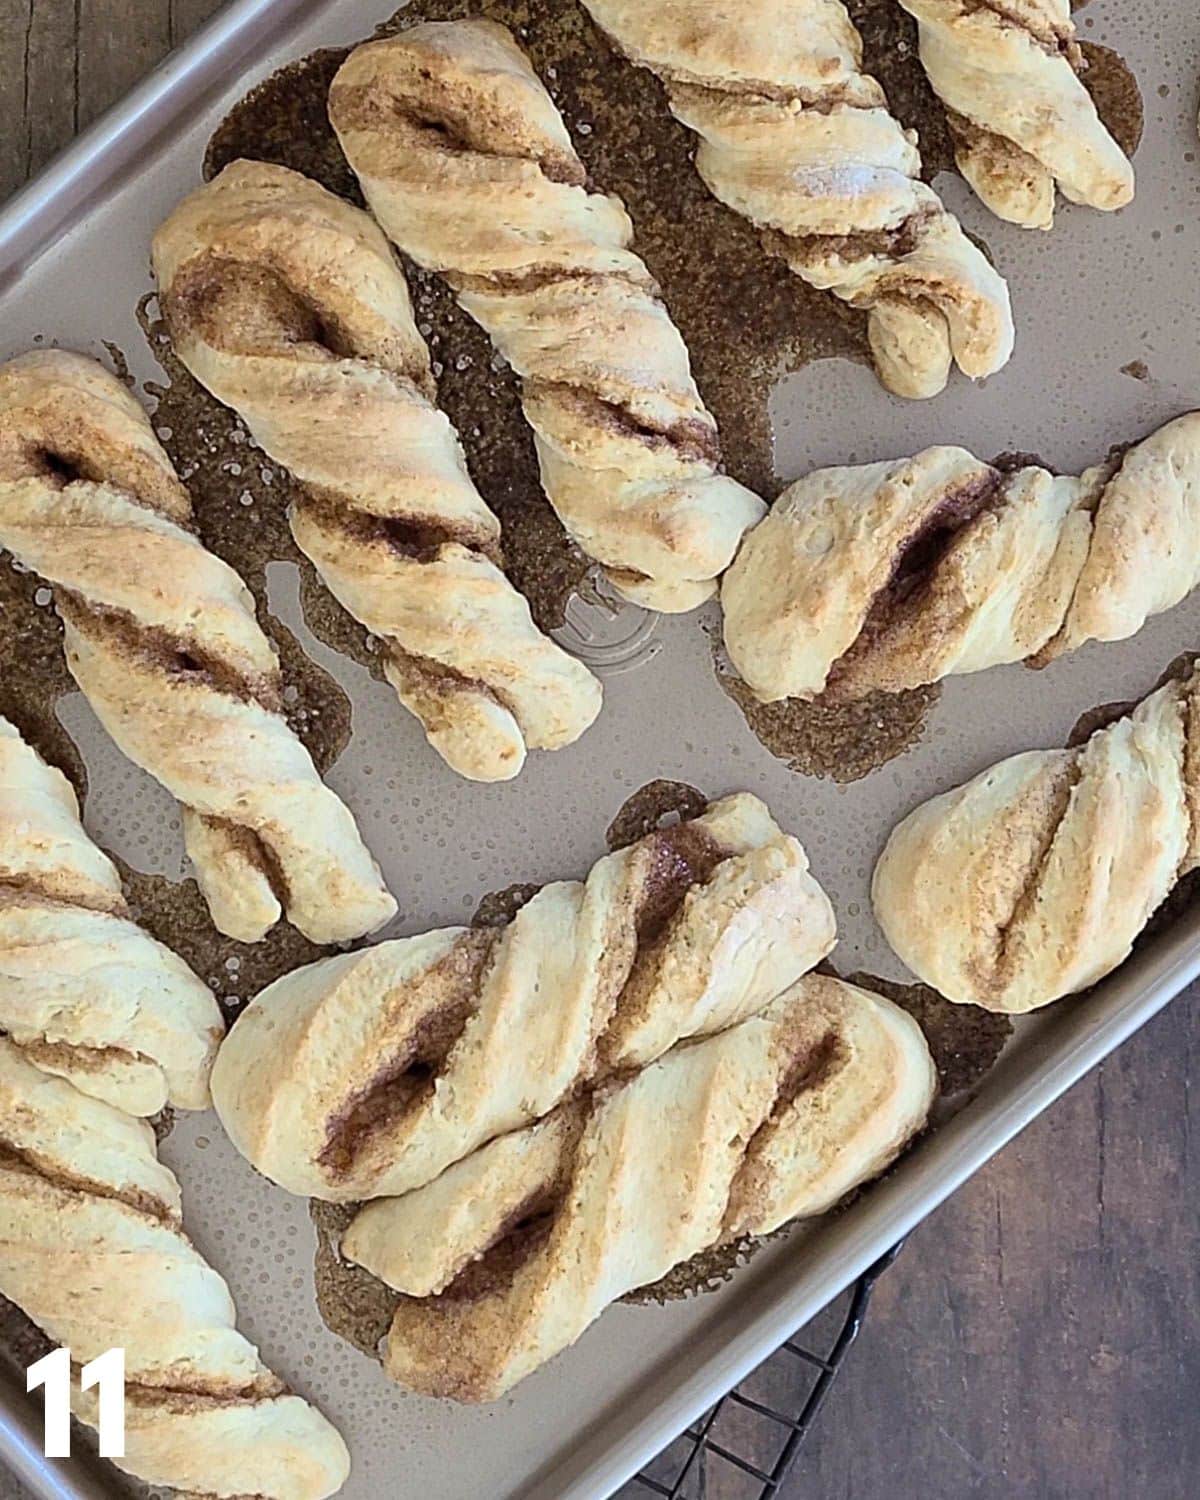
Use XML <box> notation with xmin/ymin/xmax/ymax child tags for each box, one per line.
<box><xmin>0</xmin><ymin>2</ymin><xmax>1198</xmax><ymax>1498</ymax></box>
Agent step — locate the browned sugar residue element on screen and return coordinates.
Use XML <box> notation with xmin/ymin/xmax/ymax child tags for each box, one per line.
<box><xmin>851</xmin><ymin>971</ymin><xmax>1011</xmax><ymax>1098</ymax></box>
<box><xmin>605</xmin><ymin>779</ymin><xmax>708</xmax><ymax>850</ymax></box>
<box><xmin>472</xmin><ymin>880</ymin><xmax>544</xmax><ymax>928</ymax></box>
<box><xmin>1078</xmin><ymin>43</ymin><xmax>1144</xmax><ymax>160</ymax></box>
<box><xmin>1121</xmin><ymin>359</ymin><xmax>1150</xmax><ymax>381</ymax></box>
<box><xmin>717</xmin><ymin>659</ymin><xmax>940</xmax><ymax>783</ymax></box>
<box><xmin>0</xmin><ymin>563</ymin><xmax>81</xmax><ymax>788</ymax></box>
<box><xmin>312</xmin><ymin>1200</ymin><xmax>395</xmax><ymax>1359</ymax></box>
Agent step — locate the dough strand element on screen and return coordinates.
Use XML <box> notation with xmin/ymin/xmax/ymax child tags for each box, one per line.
<box><xmin>0</xmin><ymin>715</ymin><xmax>222</xmax><ymax>1114</ymax></box>
<box><xmin>154</xmin><ymin>160</ymin><xmax>602</xmax><ymax>783</ymax></box>
<box><xmin>897</xmin><ymin>0</ymin><xmax>1134</xmax><ymax>230</ymax></box>
<box><xmin>581</xmin><ymin>0</ymin><xmax>1015</xmax><ymax>398</ymax></box>
<box><xmin>211</xmin><ymin>793</ymin><xmax>837</xmax><ymax>1200</ymax></box>
<box><xmin>329</xmin><ymin>18</ymin><xmax>767</xmax><ymax>612</ymax></box>
<box><xmin>343</xmin><ymin>973</ymin><xmax>935</xmax><ymax>1401</ymax></box>
<box><xmin>722</xmin><ymin>412</ymin><xmax>1200</xmax><ymax>704</ymax></box>
<box><xmin>0</xmin><ymin>349</ymin><xmax>395</xmax><ymax>944</ymax></box>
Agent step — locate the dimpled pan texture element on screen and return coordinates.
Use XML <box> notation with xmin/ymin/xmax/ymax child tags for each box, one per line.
<box><xmin>0</xmin><ymin>2</ymin><xmax>1196</xmax><ymax>1499</ymax></box>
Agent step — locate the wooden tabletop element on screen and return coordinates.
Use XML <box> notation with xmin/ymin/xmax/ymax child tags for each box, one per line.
<box><xmin>2</xmin><ymin>4</ymin><xmax>1197</xmax><ymax>1498</ymax></box>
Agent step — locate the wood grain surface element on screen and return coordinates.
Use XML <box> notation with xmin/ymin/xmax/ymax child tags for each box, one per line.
<box><xmin>0</xmin><ymin>5</ymin><xmax>1197</xmax><ymax>1499</ymax></box>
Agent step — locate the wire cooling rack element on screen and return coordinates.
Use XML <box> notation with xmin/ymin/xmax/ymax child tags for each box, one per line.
<box><xmin>625</xmin><ymin>1245</ymin><xmax>900</xmax><ymax>1499</ymax></box>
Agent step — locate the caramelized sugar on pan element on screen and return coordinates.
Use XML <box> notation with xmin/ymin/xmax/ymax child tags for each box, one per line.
<box><xmin>716</xmin><ymin>664</ymin><xmax>940</xmax><ymax>785</ymax></box>
<box><xmin>849</xmin><ymin>971</ymin><xmax>1012</xmax><ymax>1100</ymax></box>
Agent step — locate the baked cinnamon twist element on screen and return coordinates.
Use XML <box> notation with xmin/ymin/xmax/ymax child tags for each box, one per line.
<box><xmin>873</xmin><ymin>665</ymin><xmax>1200</xmax><ymax>1013</ymax></box>
<box><xmin>898</xmin><ymin>0</ymin><xmax>1134</xmax><ymax>230</ymax></box>
<box><xmin>581</xmin><ymin>0</ymin><xmax>1015</xmax><ymax>398</ymax></box>
<box><xmin>328</xmin><ymin>19</ymin><xmax>767</xmax><ymax>612</ymax></box>
<box><xmin>0</xmin><ymin>349</ymin><xmax>395</xmax><ymax>944</ymax></box>
<box><xmin>341</xmin><ymin>973</ymin><xmax>935</xmax><ymax>1401</ymax></box>
<box><xmin>722</xmin><ymin>411</ymin><xmax>1200</xmax><ymax>703</ymax></box>
<box><xmin>0</xmin><ymin>1038</ymin><xmax>350</xmax><ymax>1497</ymax></box>
<box><xmin>211</xmin><ymin>792</ymin><xmax>837</xmax><ymax>1200</ymax></box>
<box><xmin>0</xmin><ymin>717</ymin><xmax>222</xmax><ymax>1114</ymax></box>
<box><xmin>153</xmin><ymin>161</ymin><xmax>602</xmax><ymax>782</ymax></box>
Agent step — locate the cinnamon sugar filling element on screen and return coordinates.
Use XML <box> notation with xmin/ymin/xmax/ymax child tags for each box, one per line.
<box><xmin>317</xmin><ymin>932</ymin><xmax>496</xmax><ymax>1179</ymax></box>
<box><xmin>317</xmin><ymin>815</ymin><xmax>732</xmax><ymax>1183</ymax></box>
<box><xmin>330</xmin><ymin>80</ymin><xmax>586</xmax><ymax>186</ymax></box>
<box><xmin>427</xmin><ymin>1107</ymin><xmax>586</xmax><ymax>1304</ymax></box>
<box><xmin>198</xmin><ymin>815</ymin><xmax>293</xmax><ymax>914</ymax></box>
<box><xmin>0</xmin><ymin>872</ymin><xmax>126</xmax><ymax>917</ymax></box>
<box><xmin>530</xmin><ymin>379</ymin><xmax>721</xmax><ymax>467</ymax></box>
<box><xmin>293</xmin><ymin>488</ymin><xmax>501</xmax><ymax>565</ymax></box>
<box><xmin>824</xmin><ymin>470</ymin><xmax>1002</xmax><ymax>695</ymax></box>
<box><xmin>773</xmin><ymin>202</ymin><xmax>938</xmax><ymax>271</ymax></box>
<box><xmin>0</xmin><ymin>426</ymin><xmax>191</xmax><ymax>523</ymax></box>
<box><xmin>383</xmin><ymin>646</ymin><xmax>511</xmax><ymax>717</ymax></box>
<box><xmin>164</xmin><ymin>255</ymin><xmax>434</xmax><ymax>394</ymax></box>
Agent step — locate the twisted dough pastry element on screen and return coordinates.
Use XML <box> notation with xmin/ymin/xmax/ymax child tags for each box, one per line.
<box><xmin>154</xmin><ymin>161</ymin><xmax>601</xmax><ymax>782</ymax></box>
<box><xmin>0</xmin><ymin>717</ymin><xmax>222</xmax><ymax>1115</ymax></box>
<box><xmin>0</xmin><ymin>349</ymin><xmax>394</xmax><ymax>943</ymax></box>
<box><xmin>0</xmin><ymin>1038</ymin><xmax>350</xmax><ymax>1497</ymax></box>
<box><xmin>342</xmin><ymin>973</ymin><xmax>935</xmax><ymax>1401</ymax></box>
<box><xmin>898</xmin><ymin>0</ymin><xmax>1134</xmax><ymax>230</ymax></box>
<box><xmin>722</xmin><ymin>411</ymin><xmax>1200</xmax><ymax>703</ymax></box>
<box><xmin>581</xmin><ymin>0</ymin><xmax>1014</xmax><ymax>399</ymax></box>
<box><xmin>211</xmin><ymin>793</ymin><xmax>836</xmax><ymax>1200</ymax></box>
<box><xmin>329</xmin><ymin>19</ymin><xmax>766</xmax><ymax>612</ymax></box>
<box><xmin>873</xmin><ymin>666</ymin><xmax>1200</xmax><ymax>1013</ymax></box>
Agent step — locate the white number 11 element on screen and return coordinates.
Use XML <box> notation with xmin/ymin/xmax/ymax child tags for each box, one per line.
<box><xmin>27</xmin><ymin>1347</ymin><xmax>125</xmax><ymax>1458</ymax></box>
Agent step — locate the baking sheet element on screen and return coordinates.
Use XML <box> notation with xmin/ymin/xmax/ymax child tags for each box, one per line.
<box><xmin>0</xmin><ymin>1</ymin><xmax>1198</xmax><ymax>1497</ymax></box>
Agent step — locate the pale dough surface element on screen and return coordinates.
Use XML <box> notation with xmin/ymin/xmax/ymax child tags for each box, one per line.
<box><xmin>329</xmin><ymin>19</ymin><xmax>766</xmax><ymax>612</ymax></box>
<box><xmin>0</xmin><ymin>349</ymin><xmax>395</xmax><ymax>942</ymax></box>
<box><xmin>722</xmin><ymin>412</ymin><xmax>1200</xmax><ymax>703</ymax></box>
<box><xmin>873</xmin><ymin>668</ymin><xmax>1200</xmax><ymax>1013</ymax></box>
<box><xmin>154</xmin><ymin>159</ymin><xmax>602</xmax><ymax>783</ymax></box>
<box><xmin>583</xmin><ymin>0</ymin><xmax>1015</xmax><ymax>398</ymax></box>
<box><xmin>211</xmin><ymin>793</ymin><xmax>837</xmax><ymax>1201</ymax></box>
<box><xmin>344</xmin><ymin>974</ymin><xmax>935</xmax><ymax>1401</ymax></box>
<box><xmin>899</xmin><ymin>0</ymin><xmax>1134</xmax><ymax>229</ymax></box>
<box><xmin>0</xmin><ymin>715</ymin><xmax>222</xmax><ymax>1114</ymax></box>
<box><xmin>0</xmin><ymin>1038</ymin><xmax>349</xmax><ymax>1498</ymax></box>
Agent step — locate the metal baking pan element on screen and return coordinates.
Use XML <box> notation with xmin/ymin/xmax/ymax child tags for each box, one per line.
<box><xmin>1</xmin><ymin>1</ymin><xmax>1198</xmax><ymax>1497</ymax></box>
